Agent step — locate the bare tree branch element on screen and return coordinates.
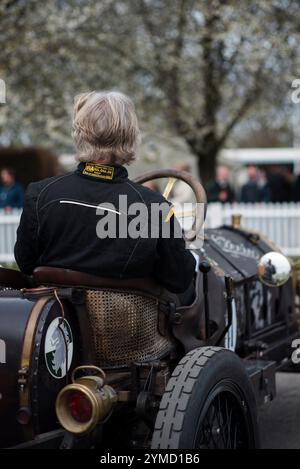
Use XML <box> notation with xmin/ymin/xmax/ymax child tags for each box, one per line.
<box><xmin>217</xmin><ymin>64</ymin><xmax>265</xmax><ymax>147</ymax></box>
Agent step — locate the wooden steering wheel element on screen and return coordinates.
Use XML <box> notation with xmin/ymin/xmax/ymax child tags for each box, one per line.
<box><xmin>134</xmin><ymin>169</ymin><xmax>207</xmax><ymax>241</ymax></box>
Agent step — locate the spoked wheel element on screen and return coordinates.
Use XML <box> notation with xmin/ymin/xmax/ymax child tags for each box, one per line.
<box><xmin>195</xmin><ymin>384</ymin><xmax>253</xmax><ymax>449</ymax></box>
<box><xmin>152</xmin><ymin>347</ymin><xmax>260</xmax><ymax>449</ymax></box>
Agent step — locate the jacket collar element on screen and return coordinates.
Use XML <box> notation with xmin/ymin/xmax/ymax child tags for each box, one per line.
<box><xmin>76</xmin><ymin>162</ymin><xmax>128</xmax><ymax>183</ymax></box>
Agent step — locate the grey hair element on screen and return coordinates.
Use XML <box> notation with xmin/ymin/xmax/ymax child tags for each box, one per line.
<box><xmin>72</xmin><ymin>91</ymin><xmax>140</xmax><ymax>165</ymax></box>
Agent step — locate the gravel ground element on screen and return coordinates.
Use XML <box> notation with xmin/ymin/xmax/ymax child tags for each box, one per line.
<box><xmin>259</xmin><ymin>372</ymin><xmax>300</xmax><ymax>449</ymax></box>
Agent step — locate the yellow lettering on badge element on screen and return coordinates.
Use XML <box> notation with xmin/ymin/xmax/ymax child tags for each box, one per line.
<box><xmin>83</xmin><ymin>164</ymin><xmax>114</xmax><ymax>180</ymax></box>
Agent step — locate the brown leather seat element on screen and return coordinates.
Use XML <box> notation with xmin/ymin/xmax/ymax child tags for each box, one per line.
<box><xmin>33</xmin><ymin>267</ymin><xmax>207</xmax><ymax>354</ymax></box>
<box><xmin>33</xmin><ymin>266</ymin><xmax>163</xmax><ymax>299</ymax></box>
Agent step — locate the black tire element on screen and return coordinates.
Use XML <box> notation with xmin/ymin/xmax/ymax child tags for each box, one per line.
<box><xmin>151</xmin><ymin>347</ymin><xmax>260</xmax><ymax>449</ymax></box>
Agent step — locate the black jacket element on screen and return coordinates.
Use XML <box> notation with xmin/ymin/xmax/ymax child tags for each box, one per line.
<box><xmin>14</xmin><ymin>163</ymin><xmax>195</xmax><ymax>293</ymax></box>
<box><xmin>240</xmin><ymin>181</ymin><xmax>270</xmax><ymax>203</ymax></box>
<box><xmin>205</xmin><ymin>180</ymin><xmax>235</xmax><ymax>203</ymax></box>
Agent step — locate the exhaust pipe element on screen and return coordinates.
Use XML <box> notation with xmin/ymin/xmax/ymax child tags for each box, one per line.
<box><xmin>56</xmin><ymin>366</ymin><xmax>117</xmax><ymax>435</ymax></box>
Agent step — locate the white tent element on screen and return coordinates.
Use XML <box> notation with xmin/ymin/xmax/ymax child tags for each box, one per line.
<box><xmin>219</xmin><ymin>148</ymin><xmax>300</xmax><ymax>173</ymax></box>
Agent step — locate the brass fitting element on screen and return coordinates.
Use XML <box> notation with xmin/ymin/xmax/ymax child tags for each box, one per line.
<box><xmin>231</xmin><ymin>214</ymin><xmax>242</xmax><ymax>229</ymax></box>
<box><xmin>56</xmin><ymin>366</ymin><xmax>117</xmax><ymax>435</ymax></box>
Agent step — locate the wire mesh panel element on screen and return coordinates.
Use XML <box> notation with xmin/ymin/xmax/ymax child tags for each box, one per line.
<box><xmin>86</xmin><ymin>290</ymin><xmax>172</xmax><ymax>368</ymax></box>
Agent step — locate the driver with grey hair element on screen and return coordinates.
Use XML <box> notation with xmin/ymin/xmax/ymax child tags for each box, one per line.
<box><xmin>15</xmin><ymin>91</ymin><xmax>195</xmax><ymax>302</ymax></box>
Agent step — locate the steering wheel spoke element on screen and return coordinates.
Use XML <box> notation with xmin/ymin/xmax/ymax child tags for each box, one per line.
<box><xmin>163</xmin><ymin>177</ymin><xmax>177</xmax><ymax>199</ymax></box>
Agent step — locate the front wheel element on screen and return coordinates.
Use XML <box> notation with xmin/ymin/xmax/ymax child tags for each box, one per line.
<box><xmin>151</xmin><ymin>347</ymin><xmax>260</xmax><ymax>449</ymax></box>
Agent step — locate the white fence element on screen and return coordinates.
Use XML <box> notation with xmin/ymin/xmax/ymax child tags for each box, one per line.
<box><xmin>0</xmin><ymin>210</ymin><xmax>21</xmax><ymax>264</ymax></box>
<box><xmin>0</xmin><ymin>203</ymin><xmax>300</xmax><ymax>264</ymax></box>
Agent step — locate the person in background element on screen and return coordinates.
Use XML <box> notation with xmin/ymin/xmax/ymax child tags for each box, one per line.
<box><xmin>0</xmin><ymin>168</ymin><xmax>24</xmax><ymax>211</ymax></box>
<box><xmin>294</xmin><ymin>174</ymin><xmax>300</xmax><ymax>202</ymax></box>
<box><xmin>240</xmin><ymin>165</ymin><xmax>269</xmax><ymax>203</ymax></box>
<box><xmin>266</xmin><ymin>166</ymin><xmax>293</xmax><ymax>203</ymax></box>
<box><xmin>206</xmin><ymin>165</ymin><xmax>235</xmax><ymax>203</ymax></box>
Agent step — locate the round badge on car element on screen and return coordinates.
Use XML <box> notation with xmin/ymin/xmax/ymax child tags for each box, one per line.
<box><xmin>44</xmin><ymin>317</ymin><xmax>73</xmax><ymax>379</ymax></box>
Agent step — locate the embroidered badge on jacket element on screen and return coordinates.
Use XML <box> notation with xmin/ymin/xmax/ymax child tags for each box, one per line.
<box><xmin>83</xmin><ymin>163</ymin><xmax>114</xmax><ymax>180</ymax></box>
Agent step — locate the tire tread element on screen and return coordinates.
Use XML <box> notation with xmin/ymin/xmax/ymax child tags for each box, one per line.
<box><xmin>151</xmin><ymin>346</ymin><xmax>225</xmax><ymax>449</ymax></box>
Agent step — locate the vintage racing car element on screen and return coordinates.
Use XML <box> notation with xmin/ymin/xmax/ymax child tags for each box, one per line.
<box><xmin>0</xmin><ymin>168</ymin><xmax>299</xmax><ymax>449</ymax></box>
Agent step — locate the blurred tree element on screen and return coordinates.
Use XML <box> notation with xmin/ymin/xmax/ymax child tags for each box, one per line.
<box><xmin>126</xmin><ymin>0</ymin><xmax>300</xmax><ymax>180</ymax></box>
<box><xmin>0</xmin><ymin>0</ymin><xmax>300</xmax><ymax>181</ymax></box>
